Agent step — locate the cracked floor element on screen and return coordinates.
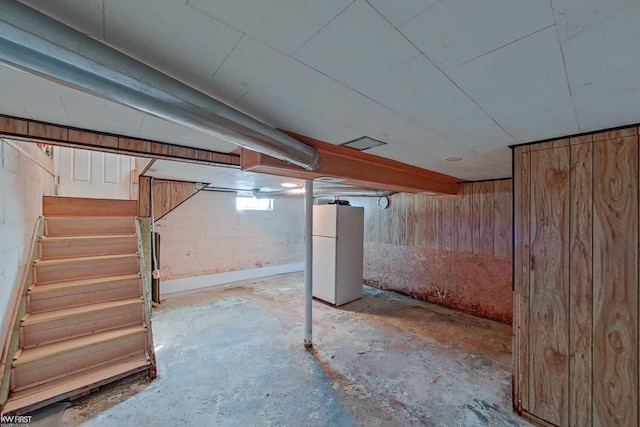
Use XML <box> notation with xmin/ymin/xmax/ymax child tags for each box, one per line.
<box><xmin>33</xmin><ymin>272</ymin><xmax>531</xmax><ymax>427</ymax></box>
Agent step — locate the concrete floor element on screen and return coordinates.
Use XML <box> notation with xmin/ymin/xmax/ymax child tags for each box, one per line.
<box><xmin>40</xmin><ymin>272</ymin><xmax>530</xmax><ymax>426</ymax></box>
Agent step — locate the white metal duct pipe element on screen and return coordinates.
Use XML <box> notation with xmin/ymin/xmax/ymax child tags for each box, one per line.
<box><xmin>0</xmin><ymin>1</ymin><xmax>320</xmax><ymax>171</ymax></box>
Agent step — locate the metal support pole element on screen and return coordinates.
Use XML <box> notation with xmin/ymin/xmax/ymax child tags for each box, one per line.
<box><xmin>304</xmin><ymin>180</ymin><xmax>313</xmax><ymax>349</ymax></box>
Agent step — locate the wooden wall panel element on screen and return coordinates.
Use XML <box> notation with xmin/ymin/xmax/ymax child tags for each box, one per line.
<box><xmin>456</xmin><ymin>183</ymin><xmax>473</xmax><ymax>253</ymax></box>
<box><xmin>471</xmin><ymin>182</ymin><xmax>482</xmax><ymax>254</ymax></box>
<box><xmin>528</xmin><ymin>146</ymin><xmax>570</xmax><ymax>426</ymax></box>
<box><xmin>414</xmin><ymin>195</ymin><xmax>427</xmax><ymax>248</ymax></box>
<box><xmin>493</xmin><ymin>180</ymin><xmax>512</xmax><ymax>258</ymax></box>
<box><xmin>569</xmin><ymin>142</ymin><xmax>593</xmax><ymax>427</ymax></box>
<box><xmin>513</xmin><ymin>124</ymin><xmax>640</xmax><ymax>427</ymax></box>
<box><xmin>440</xmin><ymin>197</ymin><xmax>454</xmax><ymax>251</ymax></box>
<box><xmin>0</xmin><ymin>113</ymin><xmax>240</xmax><ymax>167</ymax></box>
<box><xmin>478</xmin><ymin>181</ymin><xmax>495</xmax><ymax>256</ymax></box>
<box><xmin>513</xmin><ymin>148</ymin><xmax>531</xmax><ymax>413</ymax></box>
<box><xmin>138</xmin><ymin>177</ymin><xmax>151</xmax><ymax>217</ymax></box>
<box><xmin>426</xmin><ymin>196</ymin><xmax>439</xmax><ymax>249</ymax></box>
<box><xmin>352</xmin><ymin>179</ymin><xmax>511</xmax><ymax>258</ymax></box>
<box><xmin>592</xmin><ymin>136</ymin><xmax>638</xmax><ymax>427</ymax></box>
<box><xmin>142</xmin><ymin>179</ymin><xmax>201</xmax><ymax>220</ymax></box>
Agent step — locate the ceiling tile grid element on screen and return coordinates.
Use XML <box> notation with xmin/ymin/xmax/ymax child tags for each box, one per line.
<box><xmin>8</xmin><ymin>0</ymin><xmax>640</xmax><ymax>181</ymax></box>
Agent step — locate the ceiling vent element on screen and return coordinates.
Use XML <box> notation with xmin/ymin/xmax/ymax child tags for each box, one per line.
<box><xmin>340</xmin><ymin>136</ymin><xmax>387</xmax><ymax>151</ymax></box>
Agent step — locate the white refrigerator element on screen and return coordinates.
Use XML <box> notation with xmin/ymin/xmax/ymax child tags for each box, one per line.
<box><xmin>312</xmin><ymin>204</ymin><xmax>364</xmax><ymax>306</ymax></box>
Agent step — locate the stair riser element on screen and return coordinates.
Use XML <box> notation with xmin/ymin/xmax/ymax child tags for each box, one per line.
<box><xmin>40</xmin><ymin>237</ymin><xmax>138</xmax><ymax>260</ymax></box>
<box><xmin>21</xmin><ymin>303</ymin><xmax>143</xmax><ymax>349</ymax></box>
<box><xmin>12</xmin><ymin>333</ymin><xmax>146</xmax><ymax>391</ymax></box>
<box><xmin>28</xmin><ymin>279</ymin><xmax>141</xmax><ymax>313</ymax></box>
<box><xmin>34</xmin><ymin>258</ymin><xmax>139</xmax><ymax>285</ymax></box>
<box><xmin>45</xmin><ymin>218</ymin><xmax>135</xmax><ymax>237</ymax></box>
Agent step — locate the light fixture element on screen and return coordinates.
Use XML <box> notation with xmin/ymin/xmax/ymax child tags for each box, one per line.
<box><xmin>281</xmin><ymin>182</ymin><xmax>299</xmax><ymax>188</ymax></box>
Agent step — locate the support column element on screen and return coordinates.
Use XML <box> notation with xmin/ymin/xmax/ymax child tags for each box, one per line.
<box><xmin>304</xmin><ymin>179</ymin><xmax>313</xmax><ymax>349</ymax></box>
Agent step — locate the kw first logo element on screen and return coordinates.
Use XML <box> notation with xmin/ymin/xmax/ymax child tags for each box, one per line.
<box><xmin>1</xmin><ymin>414</ymin><xmax>32</xmax><ymax>425</ymax></box>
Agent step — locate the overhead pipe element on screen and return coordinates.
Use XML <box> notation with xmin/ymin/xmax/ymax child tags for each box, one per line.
<box><xmin>252</xmin><ymin>187</ymin><xmax>395</xmax><ymax>199</ymax></box>
<box><xmin>0</xmin><ymin>1</ymin><xmax>320</xmax><ymax>170</ymax></box>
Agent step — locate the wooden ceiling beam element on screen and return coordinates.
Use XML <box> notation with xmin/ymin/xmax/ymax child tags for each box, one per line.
<box><xmin>241</xmin><ymin>130</ymin><xmax>460</xmax><ymax>194</ymax></box>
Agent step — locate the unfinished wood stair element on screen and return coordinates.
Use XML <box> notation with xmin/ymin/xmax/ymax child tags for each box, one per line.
<box><xmin>3</xmin><ymin>198</ymin><xmax>152</xmax><ymax>415</ymax></box>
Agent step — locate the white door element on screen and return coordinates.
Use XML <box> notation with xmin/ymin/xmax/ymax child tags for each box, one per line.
<box><xmin>55</xmin><ymin>146</ymin><xmax>134</xmax><ymax>200</ymax></box>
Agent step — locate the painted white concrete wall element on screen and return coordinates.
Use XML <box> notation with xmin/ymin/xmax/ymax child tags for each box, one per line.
<box><xmin>155</xmin><ymin>191</ymin><xmax>304</xmax><ymax>282</ymax></box>
<box><xmin>0</xmin><ymin>139</ymin><xmax>54</xmax><ymax>346</ymax></box>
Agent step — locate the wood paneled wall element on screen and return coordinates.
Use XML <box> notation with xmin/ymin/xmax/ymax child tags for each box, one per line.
<box><xmin>513</xmin><ymin>126</ymin><xmax>640</xmax><ymax>427</ymax></box>
<box><xmin>0</xmin><ymin>114</ymin><xmax>239</xmax><ymax>167</ymax></box>
<box><xmin>138</xmin><ymin>177</ymin><xmax>201</xmax><ymax>220</ymax></box>
<box><xmin>349</xmin><ymin>178</ymin><xmax>512</xmax><ymax>258</ymax></box>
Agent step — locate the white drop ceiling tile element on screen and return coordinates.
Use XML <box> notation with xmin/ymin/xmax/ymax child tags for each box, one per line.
<box><xmin>19</xmin><ymin>0</ymin><xmax>104</xmax><ymax>40</ymax></box>
<box><xmin>572</xmin><ymin>92</ymin><xmax>640</xmax><ymax>135</ymax></box>
<box><xmin>186</xmin><ymin>0</ymin><xmax>352</xmax><ymax>55</ymax></box>
<box><xmin>360</xmin><ymin>55</ymin><xmax>514</xmax><ymax>147</ymax></box>
<box><xmin>103</xmin><ymin>0</ymin><xmax>242</xmax><ymax>96</ymax></box>
<box><xmin>213</xmin><ymin>37</ymin><xmax>322</xmax><ymax>104</ymax></box>
<box><xmin>136</xmin><ymin>115</ymin><xmax>236</xmax><ymax>152</ymax></box>
<box><xmin>366</xmin><ymin>0</ymin><xmax>439</xmax><ymax>28</ymax></box>
<box><xmin>553</xmin><ymin>0</ymin><xmax>640</xmax><ymax>131</ymax></box>
<box><xmin>233</xmin><ymin>91</ymin><xmax>361</xmax><ymax>144</ymax></box>
<box><xmin>401</xmin><ymin>0</ymin><xmax>554</xmax><ymax>71</ymax></box>
<box><xmin>293</xmin><ymin>0</ymin><xmax>420</xmax><ymax>93</ymax></box>
<box><xmin>447</xmin><ymin>27</ymin><xmax>579</xmax><ymax>142</ymax></box>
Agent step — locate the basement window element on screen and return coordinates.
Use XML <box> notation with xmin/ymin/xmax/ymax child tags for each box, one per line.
<box><xmin>236</xmin><ymin>196</ymin><xmax>273</xmax><ymax>211</ymax></box>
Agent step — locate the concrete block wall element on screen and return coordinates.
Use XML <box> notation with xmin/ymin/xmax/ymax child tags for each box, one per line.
<box><xmin>155</xmin><ymin>191</ymin><xmax>304</xmax><ymax>281</ymax></box>
<box><xmin>0</xmin><ymin>139</ymin><xmax>54</xmax><ymax>347</ymax></box>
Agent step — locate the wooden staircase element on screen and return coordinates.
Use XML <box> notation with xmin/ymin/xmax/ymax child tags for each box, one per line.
<box><xmin>3</xmin><ymin>198</ymin><xmax>154</xmax><ymax>415</ymax></box>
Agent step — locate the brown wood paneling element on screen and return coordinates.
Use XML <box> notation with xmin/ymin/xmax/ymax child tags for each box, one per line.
<box><xmin>478</xmin><ymin>181</ymin><xmax>494</xmax><ymax>256</ymax></box>
<box><xmin>42</xmin><ymin>197</ymin><xmax>137</xmax><ymax>217</ymax></box>
<box><xmin>28</xmin><ymin>123</ymin><xmax>68</xmax><ymax>141</ymax></box>
<box><xmin>119</xmin><ymin>138</ymin><xmax>151</xmax><ymax>154</ymax></box>
<box><xmin>471</xmin><ymin>182</ymin><xmax>481</xmax><ymax>254</ymax></box>
<box><xmin>592</xmin><ymin>126</ymin><xmax>638</xmax><ymax>141</ymax></box>
<box><xmin>529</xmin><ymin>145</ymin><xmax>570</xmax><ymax>426</ymax></box>
<box><xmin>592</xmin><ymin>136</ymin><xmax>639</xmax><ymax>427</ymax></box>
<box><xmin>513</xmin><ymin>148</ymin><xmax>531</xmax><ymax>413</ymax></box>
<box><xmin>521</xmin><ymin>150</ymin><xmax>531</xmax><ymax>413</ymax></box>
<box><xmin>440</xmin><ymin>197</ymin><xmax>454</xmax><ymax>251</ymax></box>
<box><xmin>68</xmin><ymin>130</ymin><xmax>118</xmax><ymax>149</ymax></box>
<box><xmin>414</xmin><ymin>194</ymin><xmax>427</xmax><ymax>248</ymax></box>
<box><xmin>493</xmin><ymin>179</ymin><xmax>512</xmax><ymax>258</ymax></box>
<box><xmin>528</xmin><ymin>138</ymin><xmax>569</xmax><ymax>152</ymax></box>
<box><xmin>0</xmin><ymin>114</ymin><xmax>238</xmax><ymax>168</ymax></box>
<box><xmin>138</xmin><ymin>177</ymin><xmax>151</xmax><ymax>217</ymax></box>
<box><xmin>0</xmin><ymin>116</ymin><xmax>28</xmax><ymax>134</ymax></box>
<box><xmin>167</xmin><ymin>145</ymin><xmax>197</xmax><ymax>160</ymax></box>
<box><xmin>404</xmin><ymin>193</ymin><xmax>415</xmax><ymax>247</ymax></box>
<box><xmin>569</xmin><ymin>141</ymin><xmax>593</xmax><ymax>427</ymax></box>
<box><xmin>425</xmin><ymin>196</ymin><xmax>439</xmax><ymax>249</ymax></box>
<box><xmin>456</xmin><ymin>183</ymin><xmax>473</xmax><ymax>253</ymax></box>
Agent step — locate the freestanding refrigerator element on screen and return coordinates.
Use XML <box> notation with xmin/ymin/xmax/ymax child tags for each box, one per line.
<box><xmin>312</xmin><ymin>204</ymin><xmax>364</xmax><ymax>306</ymax></box>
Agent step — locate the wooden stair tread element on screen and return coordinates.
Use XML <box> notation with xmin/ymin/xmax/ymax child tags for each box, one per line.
<box><xmin>40</xmin><ymin>234</ymin><xmax>136</xmax><ymax>242</ymax></box>
<box><xmin>14</xmin><ymin>325</ymin><xmax>146</xmax><ymax>366</ymax></box>
<box><xmin>4</xmin><ymin>353</ymin><xmax>150</xmax><ymax>415</ymax></box>
<box><xmin>34</xmin><ymin>253</ymin><xmax>138</xmax><ymax>267</ymax></box>
<box><xmin>22</xmin><ymin>298</ymin><xmax>143</xmax><ymax>325</ymax></box>
<box><xmin>28</xmin><ymin>274</ymin><xmax>140</xmax><ymax>295</ymax></box>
